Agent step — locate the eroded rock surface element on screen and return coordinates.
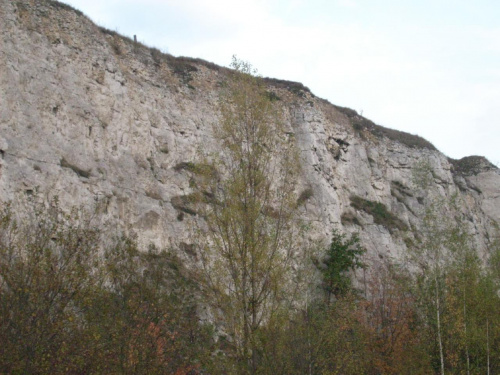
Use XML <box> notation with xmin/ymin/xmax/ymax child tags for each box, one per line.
<box><xmin>1</xmin><ymin>0</ymin><xmax>499</xmax><ymax>263</ymax></box>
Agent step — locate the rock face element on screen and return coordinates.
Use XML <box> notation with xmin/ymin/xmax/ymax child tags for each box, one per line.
<box><xmin>1</xmin><ymin>0</ymin><xmax>499</xmax><ymax>263</ymax></box>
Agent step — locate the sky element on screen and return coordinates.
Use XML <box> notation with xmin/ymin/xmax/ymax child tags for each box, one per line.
<box><xmin>61</xmin><ymin>0</ymin><xmax>500</xmax><ymax>165</ymax></box>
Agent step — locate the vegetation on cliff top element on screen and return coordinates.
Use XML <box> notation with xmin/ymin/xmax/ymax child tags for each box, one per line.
<box><xmin>36</xmin><ymin>0</ymin><xmax>439</xmax><ymax>153</ymax></box>
<box><xmin>448</xmin><ymin>155</ymin><xmax>498</xmax><ymax>176</ymax></box>
<box><xmin>333</xmin><ymin>104</ymin><xmax>438</xmax><ymax>151</ymax></box>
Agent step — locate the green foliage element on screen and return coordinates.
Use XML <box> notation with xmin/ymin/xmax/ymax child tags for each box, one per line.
<box><xmin>448</xmin><ymin>155</ymin><xmax>497</xmax><ymax>176</ymax></box>
<box><xmin>318</xmin><ymin>229</ymin><xmax>365</xmax><ymax>301</ymax></box>
<box><xmin>404</xmin><ymin>197</ymin><xmax>500</xmax><ymax>375</ymax></box>
<box><xmin>310</xmin><ymin>297</ymin><xmax>372</xmax><ymax>374</ymax></box>
<box><xmin>256</xmin><ymin>295</ymin><xmax>374</xmax><ymax>375</ymax></box>
<box><xmin>0</xmin><ymin>203</ymin><xmax>100</xmax><ymax>373</ymax></box>
<box><xmin>2</xmin><ymin>199</ymin><xmax>499</xmax><ymax>373</ymax></box>
<box><xmin>194</xmin><ymin>56</ymin><xmax>301</xmax><ymax>374</ymax></box>
<box><xmin>488</xmin><ymin>234</ymin><xmax>500</xmax><ymax>282</ymax></box>
<box><xmin>350</xmin><ymin>195</ymin><xmax>408</xmax><ymax>232</ymax></box>
<box><xmin>364</xmin><ymin>261</ymin><xmax>433</xmax><ymax>374</ymax></box>
<box><xmin>0</xmin><ymin>202</ymin><xmax>212</xmax><ymax>374</ymax></box>
<box><xmin>86</xmin><ymin>242</ymin><xmax>212</xmax><ymax>374</ymax></box>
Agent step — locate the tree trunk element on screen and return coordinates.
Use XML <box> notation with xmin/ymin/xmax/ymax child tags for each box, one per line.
<box><xmin>463</xmin><ymin>289</ymin><xmax>470</xmax><ymax>375</ymax></box>
<box><xmin>487</xmin><ymin>319</ymin><xmax>490</xmax><ymax>375</ymax></box>
<box><xmin>435</xmin><ymin>275</ymin><xmax>445</xmax><ymax>375</ymax></box>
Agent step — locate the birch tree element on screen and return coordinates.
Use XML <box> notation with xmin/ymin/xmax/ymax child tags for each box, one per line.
<box><xmin>195</xmin><ymin>57</ymin><xmax>300</xmax><ymax>374</ymax></box>
<box><xmin>409</xmin><ymin>201</ymin><xmax>449</xmax><ymax>375</ymax></box>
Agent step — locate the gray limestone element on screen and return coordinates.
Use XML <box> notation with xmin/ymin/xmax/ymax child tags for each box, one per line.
<box><xmin>1</xmin><ymin>0</ymin><xmax>499</xmax><ymax>265</ymax></box>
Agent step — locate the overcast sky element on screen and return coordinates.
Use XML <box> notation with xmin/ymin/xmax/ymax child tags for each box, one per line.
<box><xmin>61</xmin><ymin>0</ymin><xmax>500</xmax><ymax>165</ymax></box>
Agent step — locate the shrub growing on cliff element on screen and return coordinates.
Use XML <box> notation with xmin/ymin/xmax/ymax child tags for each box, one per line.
<box><xmin>350</xmin><ymin>195</ymin><xmax>408</xmax><ymax>233</ymax></box>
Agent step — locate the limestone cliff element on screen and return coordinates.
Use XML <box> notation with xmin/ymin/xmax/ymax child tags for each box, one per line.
<box><xmin>1</xmin><ymin>0</ymin><xmax>499</xmax><ymax>264</ymax></box>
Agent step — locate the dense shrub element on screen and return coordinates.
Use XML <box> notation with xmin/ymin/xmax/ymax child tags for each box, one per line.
<box><xmin>0</xmin><ymin>202</ymin><xmax>212</xmax><ymax>374</ymax></box>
